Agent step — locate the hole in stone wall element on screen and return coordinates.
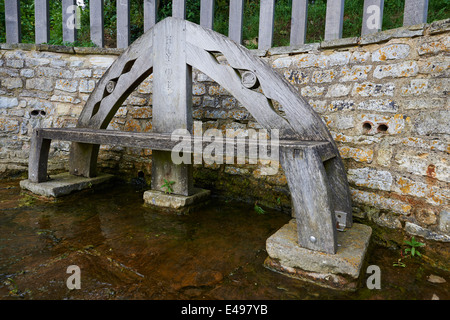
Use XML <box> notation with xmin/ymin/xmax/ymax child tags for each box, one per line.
<box><xmin>377</xmin><ymin>124</ymin><xmax>388</xmax><ymax>133</ymax></box>
<box><xmin>362</xmin><ymin>122</ymin><xmax>372</xmax><ymax>132</ymax></box>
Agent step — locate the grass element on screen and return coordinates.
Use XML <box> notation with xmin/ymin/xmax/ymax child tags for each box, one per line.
<box><xmin>0</xmin><ymin>0</ymin><xmax>448</xmax><ymax>47</ymax></box>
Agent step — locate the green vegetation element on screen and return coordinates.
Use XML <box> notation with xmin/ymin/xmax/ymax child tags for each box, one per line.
<box><xmin>161</xmin><ymin>178</ymin><xmax>175</xmax><ymax>194</ymax></box>
<box><xmin>254</xmin><ymin>202</ymin><xmax>265</xmax><ymax>214</ymax></box>
<box><xmin>0</xmin><ymin>0</ymin><xmax>448</xmax><ymax>47</ymax></box>
<box><xmin>404</xmin><ymin>236</ymin><xmax>425</xmax><ymax>258</ymax></box>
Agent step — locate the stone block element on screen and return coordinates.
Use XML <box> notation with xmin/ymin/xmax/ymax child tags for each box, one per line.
<box><xmin>373</xmin><ymin>61</ymin><xmax>418</xmax><ymax>79</ymax></box>
<box><xmin>20</xmin><ymin>172</ymin><xmax>114</xmax><ymax>197</ymax></box>
<box><xmin>372</xmin><ymin>43</ymin><xmax>410</xmax><ymax>61</ymax></box>
<box><xmin>143</xmin><ymin>188</ymin><xmax>210</xmax><ymax>210</ymax></box>
<box><xmin>339</xmin><ymin>65</ymin><xmax>371</xmax><ymax>82</ymax></box>
<box><xmin>265</xmin><ymin>220</ymin><xmax>372</xmax><ymax>290</ymax></box>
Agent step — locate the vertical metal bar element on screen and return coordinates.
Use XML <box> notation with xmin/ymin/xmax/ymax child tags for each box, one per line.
<box><xmin>403</xmin><ymin>0</ymin><xmax>428</xmax><ymax>26</ymax></box>
<box><xmin>361</xmin><ymin>0</ymin><xmax>384</xmax><ymax>35</ymax></box>
<box><xmin>200</xmin><ymin>0</ymin><xmax>215</xmax><ymax>29</ymax></box>
<box><xmin>258</xmin><ymin>0</ymin><xmax>275</xmax><ymax>50</ymax></box>
<box><xmin>90</xmin><ymin>0</ymin><xmax>104</xmax><ymax>47</ymax></box>
<box><xmin>290</xmin><ymin>0</ymin><xmax>308</xmax><ymax>46</ymax></box>
<box><xmin>324</xmin><ymin>0</ymin><xmax>345</xmax><ymax>41</ymax></box>
<box><xmin>144</xmin><ymin>0</ymin><xmax>158</xmax><ymax>32</ymax></box>
<box><xmin>172</xmin><ymin>0</ymin><xmax>186</xmax><ymax>19</ymax></box>
<box><xmin>5</xmin><ymin>0</ymin><xmax>21</xmax><ymax>44</ymax></box>
<box><xmin>229</xmin><ymin>0</ymin><xmax>244</xmax><ymax>44</ymax></box>
<box><xmin>62</xmin><ymin>0</ymin><xmax>77</xmax><ymax>43</ymax></box>
<box><xmin>35</xmin><ymin>0</ymin><xmax>50</xmax><ymax>44</ymax></box>
<box><xmin>117</xmin><ymin>0</ymin><xmax>130</xmax><ymax>48</ymax></box>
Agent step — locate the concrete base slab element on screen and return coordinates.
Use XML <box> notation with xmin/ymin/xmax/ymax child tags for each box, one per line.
<box><xmin>143</xmin><ymin>188</ymin><xmax>210</xmax><ymax>212</ymax></box>
<box><xmin>264</xmin><ymin>219</ymin><xmax>372</xmax><ymax>291</ymax></box>
<box><xmin>20</xmin><ymin>172</ymin><xmax>114</xmax><ymax>198</ymax></box>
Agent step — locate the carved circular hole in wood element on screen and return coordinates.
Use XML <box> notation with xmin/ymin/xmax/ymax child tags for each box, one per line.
<box><xmin>106</xmin><ymin>80</ymin><xmax>116</xmax><ymax>94</ymax></box>
<box><xmin>241</xmin><ymin>71</ymin><xmax>259</xmax><ymax>89</ymax></box>
<box><xmin>377</xmin><ymin>124</ymin><xmax>388</xmax><ymax>133</ymax></box>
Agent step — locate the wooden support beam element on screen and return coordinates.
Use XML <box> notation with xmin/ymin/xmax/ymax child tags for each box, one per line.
<box><xmin>228</xmin><ymin>0</ymin><xmax>244</xmax><ymax>44</ymax></box>
<box><xmin>5</xmin><ymin>0</ymin><xmax>21</xmax><ymax>44</ymax></box>
<box><xmin>90</xmin><ymin>0</ymin><xmax>104</xmax><ymax>47</ymax></box>
<box><xmin>35</xmin><ymin>0</ymin><xmax>50</xmax><ymax>44</ymax></box>
<box><xmin>62</xmin><ymin>0</ymin><xmax>77</xmax><ymax>43</ymax></box>
<box><xmin>28</xmin><ymin>130</ymin><xmax>51</xmax><ymax>183</ymax></box>
<box><xmin>258</xmin><ymin>0</ymin><xmax>275</xmax><ymax>50</ymax></box>
<box><xmin>290</xmin><ymin>0</ymin><xmax>308</xmax><ymax>46</ymax></box>
<box><xmin>117</xmin><ymin>0</ymin><xmax>131</xmax><ymax>48</ymax></box>
<box><xmin>324</xmin><ymin>0</ymin><xmax>345</xmax><ymax>41</ymax></box>
<box><xmin>403</xmin><ymin>0</ymin><xmax>428</xmax><ymax>26</ymax></box>
<box><xmin>281</xmin><ymin>147</ymin><xmax>338</xmax><ymax>254</ymax></box>
<box><xmin>152</xmin><ymin>19</ymin><xmax>193</xmax><ymax>196</ymax></box>
<box><xmin>362</xmin><ymin>0</ymin><xmax>384</xmax><ymax>35</ymax></box>
<box><xmin>144</xmin><ymin>0</ymin><xmax>158</xmax><ymax>32</ymax></box>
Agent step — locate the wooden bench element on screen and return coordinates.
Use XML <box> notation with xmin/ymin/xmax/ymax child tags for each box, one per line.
<box><xmin>26</xmin><ymin>18</ymin><xmax>353</xmax><ymax>255</ymax></box>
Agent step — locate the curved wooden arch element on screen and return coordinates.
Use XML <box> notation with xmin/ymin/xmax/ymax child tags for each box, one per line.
<box><xmin>69</xmin><ymin>18</ymin><xmax>352</xmax><ymax>254</ymax></box>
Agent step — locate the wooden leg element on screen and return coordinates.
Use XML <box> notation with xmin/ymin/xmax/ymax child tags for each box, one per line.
<box><xmin>324</xmin><ymin>155</ymin><xmax>353</xmax><ymax>227</ymax></box>
<box><xmin>28</xmin><ymin>129</ymin><xmax>51</xmax><ymax>183</ymax></box>
<box><xmin>281</xmin><ymin>147</ymin><xmax>338</xmax><ymax>254</ymax></box>
<box><xmin>69</xmin><ymin>142</ymin><xmax>99</xmax><ymax>177</ymax></box>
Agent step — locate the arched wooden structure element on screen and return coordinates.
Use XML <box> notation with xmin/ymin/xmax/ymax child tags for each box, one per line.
<box><xmin>27</xmin><ymin>18</ymin><xmax>352</xmax><ymax>254</ymax></box>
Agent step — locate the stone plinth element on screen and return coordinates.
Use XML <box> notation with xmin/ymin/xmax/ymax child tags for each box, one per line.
<box><xmin>264</xmin><ymin>219</ymin><xmax>372</xmax><ymax>291</ymax></box>
<box><xmin>20</xmin><ymin>172</ymin><xmax>114</xmax><ymax>197</ymax></box>
<box><xmin>143</xmin><ymin>188</ymin><xmax>210</xmax><ymax>212</ymax></box>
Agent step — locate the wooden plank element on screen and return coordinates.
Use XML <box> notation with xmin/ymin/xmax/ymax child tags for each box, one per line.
<box><xmin>152</xmin><ymin>18</ymin><xmax>193</xmax><ymax>196</ymax></box>
<box><xmin>172</xmin><ymin>0</ymin><xmax>186</xmax><ymax>19</ymax></box>
<box><xmin>28</xmin><ymin>130</ymin><xmax>51</xmax><ymax>183</ymax></box>
<box><xmin>90</xmin><ymin>0</ymin><xmax>104</xmax><ymax>47</ymax></box>
<box><xmin>117</xmin><ymin>0</ymin><xmax>130</xmax><ymax>48</ymax></box>
<box><xmin>324</xmin><ymin>0</ymin><xmax>345</xmax><ymax>41</ymax></box>
<box><xmin>290</xmin><ymin>0</ymin><xmax>308</xmax><ymax>46</ymax></box>
<box><xmin>228</xmin><ymin>0</ymin><xmax>244</xmax><ymax>44</ymax></box>
<box><xmin>281</xmin><ymin>147</ymin><xmax>338</xmax><ymax>254</ymax></box>
<box><xmin>361</xmin><ymin>0</ymin><xmax>384</xmax><ymax>35</ymax></box>
<box><xmin>5</xmin><ymin>0</ymin><xmax>21</xmax><ymax>44</ymax></box>
<box><xmin>62</xmin><ymin>0</ymin><xmax>77</xmax><ymax>43</ymax></box>
<box><xmin>144</xmin><ymin>0</ymin><xmax>158</xmax><ymax>32</ymax></box>
<box><xmin>37</xmin><ymin>128</ymin><xmax>335</xmax><ymax>161</ymax></box>
<box><xmin>200</xmin><ymin>0</ymin><xmax>215</xmax><ymax>29</ymax></box>
<box><xmin>35</xmin><ymin>0</ymin><xmax>50</xmax><ymax>44</ymax></box>
<box><xmin>258</xmin><ymin>0</ymin><xmax>275</xmax><ymax>50</ymax></box>
<box><xmin>403</xmin><ymin>0</ymin><xmax>429</xmax><ymax>26</ymax></box>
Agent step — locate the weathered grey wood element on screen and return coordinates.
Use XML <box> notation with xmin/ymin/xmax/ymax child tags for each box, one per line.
<box><xmin>144</xmin><ymin>0</ymin><xmax>158</xmax><ymax>32</ymax></box>
<box><xmin>228</xmin><ymin>0</ymin><xmax>244</xmax><ymax>44</ymax></box>
<box><xmin>403</xmin><ymin>0</ymin><xmax>428</xmax><ymax>26</ymax></box>
<box><xmin>117</xmin><ymin>0</ymin><xmax>131</xmax><ymax>48</ymax></box>
<box><xmin>200</xmin><ymin>0</ymin><xmax>215</xmax><ymax>29</ymax></box>
<box><xmin>35</xmin><ymin>0</ymin><xmax>50</xmax><ymax>44</ymax></box>
<box><xmin>90</xmin><ymin>0</ymin><xmax>104</xmax><ymax>47</ymax></box>
<box><xmin>258</xmin><ymin>0</ymin><xmax>275</xmax><ymax>50</ymax></box>
<box><xmin>37</xmin><ymin>128</ymin><xmax>335</xmax><ymax>161</ymax></box>
<box><xmin>281</xmin><ymin>147</ymin><xmax>338</xmax><ymax>254</ymax></box>
<box><xmin>152</xmin><ymin>18</ymin><xmax>193</xmax><ymax>196</ymax></box>
<box><xmin>62</xmin><ymin>18</ymin><xmax>352</xmax><ymax>254</ymax></box>
<box><xmin>62</xmin><ymin>0</ymin><xmax>77</xmax><ymax>43</ymax></box>
<box><xmin>5</xmin><ymin>0</ymin><xmax>21</xmax><ymax>44</ymax></box>
<box><xmin>290</xmin><ymin>0</ymin><xmax>308</xmax><ymax>46</ymax></box>
<box><xmin>172</xmin><ymin>0</ymin><xmax>186</xmax><ymax>19</ymax></box>
<box><xmin>324</xmin><ymin>0</ymin><xmax>345</xmax><ymax>41</ymax></box>
<box><xmin>69</xmin><ymin>29</ymin><xmax>155</xmax><ymax>177</ymax></box>
<box><xmin>361</xmin><ymin>0</ymin><xmax>384</xmax><ymax>35</ymax></box>
<box><xmin>28</xmin><ymin>130</ymin><xmax>51</xmax><ymax>183</ymax></box>
<box><xmin>324</xmin><ymin>156</ymin><xmax>353</xmax><ymax>227</ymax></box>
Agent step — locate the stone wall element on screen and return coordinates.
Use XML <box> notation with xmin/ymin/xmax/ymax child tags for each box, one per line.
<box><xmin>0</xmin><ymin>20</ymin><xmax>449</xmax><ymax>245</ymax></box>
